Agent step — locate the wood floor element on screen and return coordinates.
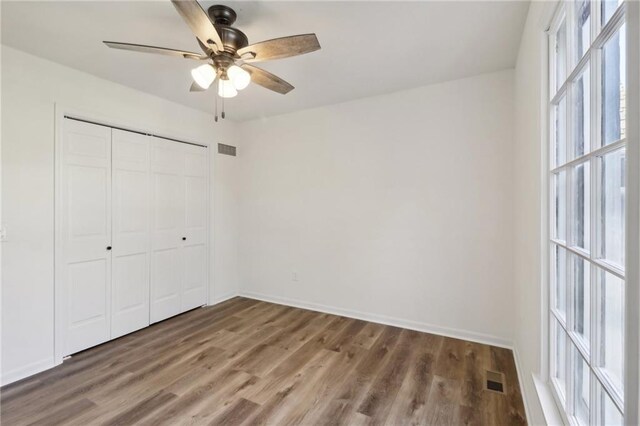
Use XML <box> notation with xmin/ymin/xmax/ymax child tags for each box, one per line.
<box><xmin>1</xmin><ymin>297</ymin><xmax>527</xmax><ymax>425</ymax></box>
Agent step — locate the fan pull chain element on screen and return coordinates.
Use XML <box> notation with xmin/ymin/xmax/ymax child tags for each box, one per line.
<box><xmin>214</xmin><ymin>79</ymin><xmax>219</xmax><ymax>122</ymax></box>
<box><xmin>222</xmin><ymin>91</ymin><xmax>226</xmax><ymax>119</ymax></box>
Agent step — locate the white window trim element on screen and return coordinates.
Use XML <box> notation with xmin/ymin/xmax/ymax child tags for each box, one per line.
<box><xmin>540</xmin><ymin>1</ymin><xmax>640</xmax><ymax>425</ymax></box>
<box><xmin>623</xmin><ymin>2</ymin><xmax>640</xmax><ymax>425</ymax></box>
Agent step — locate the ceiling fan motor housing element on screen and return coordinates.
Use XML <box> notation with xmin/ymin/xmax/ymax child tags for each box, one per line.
<box><xmin>208</xmin><ymin>5</ymin><xmax>248</xmax><ymax>55</ymax></box>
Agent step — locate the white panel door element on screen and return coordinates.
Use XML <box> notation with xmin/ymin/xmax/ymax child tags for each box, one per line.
<box><xmin>150</xmin><ymin>137</ymin><xmax>184</xmax><ymax>323</ymax></box>
<box><xmin>182</xmin><ymin>144</ymin><xmax>208</xmax><ymax>311</ymax></box>
<box><xmin>61</xmin><ymin>119</ymin><xmax>112</xmax><ymax>355</ymax></box>
<box><xmin>111</xmin><ymin>129</ymin><xmax>150</xmax><ymax>338</ymax></box>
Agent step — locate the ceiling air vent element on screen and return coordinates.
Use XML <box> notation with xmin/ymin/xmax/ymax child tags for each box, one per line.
<box><xmin>218</xmin><ymin>143</ymin><xmax>237</xmax><ymax>156</ymax></box>
<box><xmin>485</xmin><ymin>370</ymin><xmax>506</xmax><ymax>394</ymax></box>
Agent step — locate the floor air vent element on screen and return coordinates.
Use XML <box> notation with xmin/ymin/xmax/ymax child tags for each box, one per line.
<box><xmin>485</xmin><ymin>370</ymin><xmax>505</xmax><ymax>394</ymax></box>
<box><xmin>218</xmin><ymin>143</ymin><xmax>237</xmax><ymax>156</ymax></box>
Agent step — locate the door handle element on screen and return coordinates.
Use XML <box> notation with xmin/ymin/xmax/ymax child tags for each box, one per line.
<box><xmin>106</xmin><ymin>246</ymin><xmax>112</xmax><ymax>250</ymax></box>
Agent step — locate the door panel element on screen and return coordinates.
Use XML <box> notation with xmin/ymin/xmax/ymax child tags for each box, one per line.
<box><xmin>68</xmin><ymin>166</ymin><xmax>109</xmax><ymax>240</ymax></box>
<box><xmin>111</xmin><ymin>130</ymin><xmax>150</xmax><ymax>338</ymax></box>
<box><xmin>66</xmin><ymin>259</ymin><xmax>109</xmax><ymax>354</ymax></box>
<box><xmin>151</xmin><ymin>248</ymin><xmax>182</xmax><ymax>319</ymax></box>
<box><xmin>184</xmin><ymin>147</ymin><xmax>208</xmax><ymax>177</ymax></box>
<box><xmin>184</xmin><ymin>175</ymin><xmax>207</xmax><ymax>244</ymax></box>
<box><xmin>112</xmin><ymin>253</ymin><xmax>148</xmax><ymax>335</ymax></box>
<box><xmin>62</xmin><ymin>119</ymin><xmax>112</xmax><ymax>355</ymax></box>
<box><xmin>150</xmin><ymin>138</ymin><xmax>185</xmax><ymax>323</ymax></box>
<box><xmin>182</xmin><ymin>144</ymin><xmax>208</xmax><ymax>310</ymax></box>
<box><xmin>182</xmin><ymin>244</ymin><xmax>207</xmax><ymax>310</ymax></box>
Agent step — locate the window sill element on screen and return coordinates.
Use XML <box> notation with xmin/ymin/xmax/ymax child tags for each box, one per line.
<box><xmin>533</xmin><ymin>374</ymin><xmax>566</xmax><ymax>425</ymax></box>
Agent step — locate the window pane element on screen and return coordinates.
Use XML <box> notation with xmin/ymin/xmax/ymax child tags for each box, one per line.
<box><xmin>556</xmin><ymin>18</ymin><xmax>567</xmax><ymax>91</ymax></box>
<box><xmin>597</xmin><ymin>383</ymin><xmax>623</xmax><ymax>425</ymax></box>
<box><xmin>572</xmin><ymin>255</ymin><xmax>591</xmax><ymax>349</ymax></box>
<box><xmin>598</xmin><ymin>148</ymin><xmax>625</xmax><ymax>268</ymax></box>
<box><xmin>553</xmin><ymin>171</ymin><xmax>567</xmax><ymax>241</ymax></box>
<box><xmin>601</xmin><ymin>25</ymin><xmax>626</xmax><ymax>146</ymax></box>
<box><xmin>572</xmin><ymin>347</ymin><xmax>590</xmax><ymax>425</ymax></box>
<box><xmin>553</xmin><ymin>245</ymin><xmax>568</xmax><ymax>317</ymax></box>
<box><xmin>572</xmin><ymin>162</ymin><xmax>591</xmax><ymax>250</ymax></box>
<box><xmin>598</xmin><ymin>268</ymin><xmax>624</xmax><ymax>397</ymax></box>
<box><xmin>573</xmin><ymin>69</ymin><xmax>591</xmax><ymax>158</ymax></box>
<box><xmin>553</xmin><ymin>319</ymin><xmax>567</xmax><ymax>400</ymax></box>
<box><xmin>575</xmin><ymin>0</ymin><xmax>591</xmax><ymax>62</ymax></box>
<box><xmin>601</xmin><ymin>0</ymin><xmax>623</xmax><ymax>27</ymax></box>
<box><xmin>554</xmin><ymin>96</ymin><xmax>567</xmax><ymax>166</ymax></box>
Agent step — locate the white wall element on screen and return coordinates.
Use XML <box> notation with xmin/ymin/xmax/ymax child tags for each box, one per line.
<box><xmin>513</xmin><ymin>2</ymin><xmax>553</xmax><ymax>425</ymax></box>
<box><xmin>213</xmin><ymin>145</ymin><xmax>242</xmax><ymax>303</ymax></box>
<box><xmin>0</xmin><ymin>46</ymin><xmax>240</xmax><ymax>384</ymax></box>
<box><xmin>238</xmin><ymin>69</ymin><xmax>516</xmax><ymax>346</ymax></box>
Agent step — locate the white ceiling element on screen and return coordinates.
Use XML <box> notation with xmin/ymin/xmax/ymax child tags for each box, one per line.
<box><xmin>1</xmin><ymin>1</ymin><xmax>530</xmax><ymax>121</ymax></box>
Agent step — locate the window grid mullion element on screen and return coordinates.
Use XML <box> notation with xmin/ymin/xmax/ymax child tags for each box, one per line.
<box><xmin>566</xmin><ymin>2</ymin><xmax>576</xmax><ymax>419</ymax></box>
<box><xmin>548</xmin><ymin>1</ymin><xmax>627</xmax><ymax>423</ymax></box>
<box><xmin>550</xmin><ymin>137</ymin><xmax>626</xmax><ymax>174</ymax></box>
<box><xmin>590</xmin><ymin>31</ymin><xmax>602</xmax><ymax>421</ymax></box>
<box><xmin>551</xmin><ymin>237</ymin><xmax>625</xmax><ymax>280</ymax></box>
<box><xmin>550</xmin><ymin>4</ymin><xmax>625</xmax><ymax>106</ymax></box>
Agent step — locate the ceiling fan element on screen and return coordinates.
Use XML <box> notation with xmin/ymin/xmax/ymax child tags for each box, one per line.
<box><xmin>104</xmin><ymin>1</ymin><xmax>321</xmax><ymax>121</ymax></box>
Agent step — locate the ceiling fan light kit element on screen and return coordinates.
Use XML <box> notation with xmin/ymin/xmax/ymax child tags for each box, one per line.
<box><xmin>218</xmin><ymin>78</ymin><xmax>238</xmax><ymax>98</ymax></box>
<box><xmin>191</xmin><ymin>63</ymin><xmax>216</xmax><ymax>89</ymax></box>
<box><xmin>227</xmin><ymin>65</ymin><xmax>250</xmax><ymax>90</ymax></box>
<box><xmin>103</xmin><ymin>1</ymin><xmax>321</xmax><ymax>122</ymax></box>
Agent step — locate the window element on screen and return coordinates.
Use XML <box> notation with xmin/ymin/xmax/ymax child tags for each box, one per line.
<box><xmin>548</xmin><ymin>1</ymin><xmax>626</xmax><ymax>424</ymax></box>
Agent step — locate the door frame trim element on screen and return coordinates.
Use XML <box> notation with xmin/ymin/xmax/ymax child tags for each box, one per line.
<box><xmin>54</xmin><ymin>104</ymin><xmax>211</xmax><ymax>365</ymax></box>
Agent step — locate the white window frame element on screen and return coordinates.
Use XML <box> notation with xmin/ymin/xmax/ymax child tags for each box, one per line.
<box><xmin>544</xmin><ymin>1</ymin><xmax>640</xmax><ymax>425</ymax></box>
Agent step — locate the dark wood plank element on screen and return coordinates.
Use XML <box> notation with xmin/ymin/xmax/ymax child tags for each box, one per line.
<box><xmin>423</xmin><ymin>375</ymin><xmax>462</xmax><ymax>425</ymax></box>
<box><xmin>356</xmin><ymin>329</ymin><xmax>419</xmax><ymax>421</ymax></box>
<box><xmin>27</xmin><ymin>398</ymin><xmax>96</xmax><ymax>426</ymax></box>
<box><xmin>386</xmin><ymin>332</ymin><xmax>443</xmax><ymax>424</ymax></box>
<box><xmin>208</xmin><ymin>397</ymin><xmax>260</xmax><ymax>425</ymax></box>
<box><xmin>102</xmin><ymin>390</ymin><xmax>177</xmax><ymax>425</ymax></box>
<box><xmin>0</xmin><ymin>298</ymin><xmax>527</xmax><ymax>426</ymax></box>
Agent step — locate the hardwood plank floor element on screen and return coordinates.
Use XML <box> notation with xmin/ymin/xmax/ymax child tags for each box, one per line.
<box><xmin>0</xmin><ymin>297</ymin><xmax>527</xmax><ymax>425</ymax></box>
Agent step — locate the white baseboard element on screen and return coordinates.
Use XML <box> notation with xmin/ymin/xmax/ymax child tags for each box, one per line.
<box><xmin>512</xmin><ymin>346</ymin><xmax>532</xmax><ymax>424</ymax></box>
<box><xmin>210</xmin><ymin>290</ymin><xmax>240</xmax><ymax>305</ymax></box>
<box><xmin>239</xmin><ymin>290</ymin><xmax>514</xmax><ymax>349</ymax></box>
<box><xmin>1</xmin><ymin>357</ymin><xmax>57</xmax><ymax>387</ymax></box>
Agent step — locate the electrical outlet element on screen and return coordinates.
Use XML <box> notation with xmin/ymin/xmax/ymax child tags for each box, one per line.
<box><xmin>292</xmin><ymin>272</ymin><xmax>298</xmax><ymax>282</ymax></box>
<box><xmin>0</xmin><ymin>226</ymin><xmax>6</xmax><ymax>242</ymax></box>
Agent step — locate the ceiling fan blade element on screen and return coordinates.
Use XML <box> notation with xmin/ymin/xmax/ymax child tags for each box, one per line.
<box><xmin>104</xmin><ymin>41</ymin><xmax>207</xmax><ymax>60</ymax></box>
<box><xmin>171</xmin><ymin>0</ymin><xmax>224</xmax><ymax>52</ymax></box>
<box><xmin>197</xmin><ymin>38</ymin><xmax>214</xmax><ymax>56</ymax></box>
<box><xmin>241</xmin><ymin>64</ymin><xmax>294</xmax><ymax>94</ymax></box>
<box><xmin>190</xmin><ymin>81</ymin><xmax>208</xmax><ymax>92</ymax></box>
<box><xmin>237</xmin><ymin>34</ymin><xmax>320</xmax><ymax>63</ymax></box>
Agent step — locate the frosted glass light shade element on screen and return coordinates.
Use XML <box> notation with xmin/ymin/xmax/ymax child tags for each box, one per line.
<box><xmin>228</xmin><ymin>65</ymin><xmax>251</xmax><ymax>90</ymax></box>
<box><xmin>218</xmin><ymin>79</ymin><xmax>238</xmax><ymax>98</ymax></box>
<box><xmin>191</xmin><ymin>64</ymin><xmax>216</xmax><ymax>89</ymax></box>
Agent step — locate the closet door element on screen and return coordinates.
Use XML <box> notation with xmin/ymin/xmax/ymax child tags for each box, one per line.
<box><xmin>111</xmin><ymin>130</ymin><xmax>150</xmax><ymax>338</ymax></box>
<box><xmin>182</xmin><ymin>144</ymin><xmax>208</xmax><ymax>311</ymax></box>
<box><xmin>150</xmin><ymin>137</ymin><xmax>184</xmax><ymax>323</ymax></box>
<box><xmin>61</xmin><ymin>119</ymin><xmax>112</xmax><ymax>355</ymax></box>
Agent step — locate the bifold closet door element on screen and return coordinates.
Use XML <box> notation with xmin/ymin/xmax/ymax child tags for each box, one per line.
<box><xmin>182</xmin><ymin>144</ymin><xmax>208</xmax><ymax>311</ymax></box>
<box><xmin>150</xmin><ymin>137</ymin><xmax>185</xmax><ymax>323</ymax></box>
<box><xmin>111</xmin><ymin>129</ymin><xmax>150</xmax><ymax>338</ymax></box>
<box><xmin>61</xmin><ymin>121</ymin><xmax>208</xmax><ymax>353</ymax></box>
<box><xmin>150</xmin><ymin>138</ymin><xmax>208</xmax><ymax>322</ymax></box>
<box><xmin>61</xmin><ymin>119</ymin><xmax>112</xmax><ymax>356</ymax></box>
